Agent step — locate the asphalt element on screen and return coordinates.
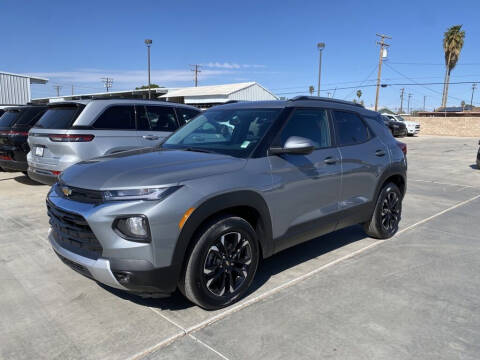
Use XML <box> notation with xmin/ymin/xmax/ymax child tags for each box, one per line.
<box><xmin>0</xmin><ymin>135</ymin><xmax>479</xmax><ymax>359</ymax></box>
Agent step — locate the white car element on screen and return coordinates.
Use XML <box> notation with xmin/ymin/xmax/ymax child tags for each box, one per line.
<box><xmin>382</xmin><ymin>113</ymin><xmax>420</xmax><ymax>136</ymax></box>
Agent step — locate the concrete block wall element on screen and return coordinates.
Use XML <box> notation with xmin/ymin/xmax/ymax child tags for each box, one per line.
<box><xmin>404</xmin><ymin>116</ymin><xmax>480</xmax><ymax>137</ymax></box>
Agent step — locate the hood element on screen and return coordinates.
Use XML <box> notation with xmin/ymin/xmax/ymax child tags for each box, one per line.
<box><xmin>60</xmin><ymin>148</ymin><xmax>247</xmax><ymax>190</ymax></box>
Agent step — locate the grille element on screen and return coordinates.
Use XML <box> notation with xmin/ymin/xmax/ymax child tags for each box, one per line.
<box><xmin>47</xmin><ymin>200</ymin><xmax>103</xmax><ymax>259</ymax></box>
<box><xmin>415</xmin><ymin>125</ymin><xmax>420</xmax><ymax>129</ymax></box>
<box><xmin>55</xmin><ymin>251</ymin><xmax>93</xmax><ymax>279</ymax></box>
<box><xmin>55</xmin><ymin>184</ymin><xmax>104</xmax><ymax>204</ymax></box>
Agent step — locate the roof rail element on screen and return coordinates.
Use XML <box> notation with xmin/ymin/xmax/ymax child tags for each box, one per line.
<box><xmin>289</xmin><ymin>96</ymin><xmax>364</xmax><ymax>108</ymax></box>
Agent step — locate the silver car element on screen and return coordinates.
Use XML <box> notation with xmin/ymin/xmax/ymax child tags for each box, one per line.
<box><xmin>27</xmin><ymin>99</ymin><xmax>200</xmax><ymax>184</ymax></box>
<box><xmin>47</xmin><ymin>97</ymin><xmax>407</xmax><ymax>309</ymax></box>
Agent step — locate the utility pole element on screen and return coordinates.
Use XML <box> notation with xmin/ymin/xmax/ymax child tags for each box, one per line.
<box><xmin>53</xmin><ymin>85</ymin><xmax>62</xmax><ymax>97</ymax></box>
<box><xmin>423</xmin><ymin>95</ymin><xmax>426</xmax><ymax>111</ymax></box>
<box><xmin>317</xmin><ymin>42</ymin><xmax>325</xmax><ymax>96</ymax></box>
<box><xmin>374</xmin><ymin>33</ymin><xmax>391</xmax><ymax>111</ymax></box>
<box><xmin>71</xmin><ymin>85</ymin><xmax>74</xmax><ymax>95</ymax></box>
<box><xmin>101</xmin><ymin>77</ymin><xmax>113</xmax><ymax>92</ymax></box>
<box><xmin>471</xmin><ymin>83</ymin><xmax>477</xmax><ymax>106</ymax></box>
<box><xmin>407</xmin><ymin>93</ymin><xmax>412</xmax><ymax>114</ymax></box>
<box><xmin>144</xmin><ymin>39</ymin><xmax>153</xmax><ymax>99</ymax></box>
<box><xmin>399</xmin><ymin>88</ymin><xmax>405</xmax><ymax>113</ymax></box>
<box><xmin>190</xmin><ymin>64</ymin><xmax>201</xmax><ymax>87</ymax></box>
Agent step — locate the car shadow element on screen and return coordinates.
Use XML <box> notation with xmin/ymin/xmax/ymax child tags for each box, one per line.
<box><xmin>14</xmin><ymin>175</ymin><xmax>46</xmax><ymax>186</ymax></box>
<box><xmin>469</xmin><ymin>164</ymin><xmax>479</xmax><ymax>170</ymax></box>
<box><xmin>103</xmin><ymin>224</ymin><xmax>368</xmax><ymax>311</ymax></box>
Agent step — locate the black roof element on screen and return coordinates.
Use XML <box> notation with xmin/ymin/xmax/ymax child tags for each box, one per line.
<box><xmin>212</xmin><ymin>97</ymin><xmax>377</xmax><ymax>116</ymax></box>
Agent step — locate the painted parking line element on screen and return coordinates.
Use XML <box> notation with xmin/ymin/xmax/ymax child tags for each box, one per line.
<box><xmin>411</xmin><ymin>179</ymin><xmax>479</xmax><ymax>189</ymax></box>
<box><xmin>135</xmin><ymin>193</ymin><xmax>480</xmax><ymax>359</ymax></box>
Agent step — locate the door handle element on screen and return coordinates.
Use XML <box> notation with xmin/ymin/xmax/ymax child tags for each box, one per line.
<box><xmin>324</xmin><ymin>156</ymin><xmax>337</xmax><ymax>165</ymax></box>
<box><xmin>375</xmin><ymin>149</ymin><xmax>386</xmax><ymax>157</ymax></box>
<box><xmin>143</xmin><ymin>135</ymin><xmax>160</xmax><ymax>141</ymax></box>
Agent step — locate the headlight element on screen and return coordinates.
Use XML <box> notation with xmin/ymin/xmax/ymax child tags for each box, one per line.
<box><xmin>113</xmin><ymin>216</ymin><xmax>151</xmax><ymax>242</ymax></box>
<box><xmin>103</xmin><ymin>186</ymin><xmax>181</xmax><ymax>201</ymax></box>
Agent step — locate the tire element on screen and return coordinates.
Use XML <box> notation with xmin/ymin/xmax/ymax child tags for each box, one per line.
<box><xmin>363</xmin><ymin>182</ymin><xmax>402</xmax><ymax>239</ymax></box>
<box><xmin>180</xmin><ymin>215</ymin><xmax>260</xmax><ymax>310</ymax></box>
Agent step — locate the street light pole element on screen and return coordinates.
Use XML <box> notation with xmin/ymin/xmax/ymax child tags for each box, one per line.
<box><xmin>471</xmin><ymin>83</ymin><xmax>477</xmax><ymax>106</ymax></box>
<box><xmin>144</xmin><ymin>39</ymin><xmax>153</xmax><ymax>100</ymax></box>
<box><xmin>317</xmin><ymin>42</ymin><xmax>325</xmax><ymax>96</ymax></box>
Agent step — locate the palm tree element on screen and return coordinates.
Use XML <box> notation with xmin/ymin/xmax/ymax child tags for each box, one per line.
<box><xmin>309</xmin><ymin>86</ymin><xmax>314</xmax><ymax>96</ymax></box>
<box><xmin>441</xmin><ymin>25</ymin><xmax>465</xmax><ymax>107</ymax></box>
<box><xmin>356</xmin><ymin>90</ymin><xmax>362</xmax><ymax>103</ymax></box>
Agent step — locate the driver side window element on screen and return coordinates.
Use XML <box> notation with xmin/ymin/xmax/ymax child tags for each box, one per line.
<box><xmin>278</xmin><ymin>108</ymin><xmax>331</xmax><ymax>149</ymax></box>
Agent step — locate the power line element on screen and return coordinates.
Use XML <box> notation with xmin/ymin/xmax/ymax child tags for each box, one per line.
<box><xmin>343</xmin><ymin>64</ymin><xmax>378</xmax><ymax>100</ymax></box>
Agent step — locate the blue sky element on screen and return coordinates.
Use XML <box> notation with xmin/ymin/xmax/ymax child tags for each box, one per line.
<box><xmin>1</xmin><ymin>0</ymin><xmax>479</xmax><ymax>110</ymax></box>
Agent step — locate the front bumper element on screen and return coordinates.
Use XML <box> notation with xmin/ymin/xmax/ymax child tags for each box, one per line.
<box><xmin>47</xmin><ymin>188</ymin><xmax>183</xmax><ymax>297</ymax></box>
<box><xmin>50</xmin><ymin>230</ymin><xmax>176</xmax><ymax>296</ymax></box>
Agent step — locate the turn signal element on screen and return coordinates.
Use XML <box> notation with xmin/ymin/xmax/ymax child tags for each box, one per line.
<box><xmin>179</xmin><ymin>208</ymin><xmax>195</xmax><ymax>230</ymax></box>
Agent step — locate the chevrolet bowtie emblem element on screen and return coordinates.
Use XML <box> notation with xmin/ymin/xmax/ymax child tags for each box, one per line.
<box><xmin>61</xmin><ymin>186</ymin><xmax>72</xmax><ymax>197</ymax></box>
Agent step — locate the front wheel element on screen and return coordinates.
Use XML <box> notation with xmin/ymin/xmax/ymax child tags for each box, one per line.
<box><xmin>363</xmin><ymin>182</ymin><xmax>402</xmax><ymax>239</ymax></box>
<box><xmin>180</xmin><ymin>215</ymin><xmax>260</xmax><ymax>310</ymax></box>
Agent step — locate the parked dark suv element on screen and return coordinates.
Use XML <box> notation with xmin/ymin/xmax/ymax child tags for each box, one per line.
<box><xmin>48</xmin><ymin>96</ymin><xmax>407</xmax><ymax>309</ymax></box>
<box><xmin>381</xmin><ymin>115</ymin><xmax>407</xmax><ymax>137</ymax></box>
<box><xmin>0</xmin><ymin>105</ymin><xmax>48</xmax><ymax>174</ymax></box>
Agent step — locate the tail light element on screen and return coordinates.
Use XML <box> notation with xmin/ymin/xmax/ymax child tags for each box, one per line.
<box><xmin>48</xmin><ymin>134</ymin><xmax>95</xmax><ymax>142</ymax></box>
<box><xmin>8</xmin><ymin>131</ymin><xmax>29</xmax><ymax>136</ymax></box>
<box><xmin>51</xmin><ymin>170</ymin><xmax>62</xmax><ymax>176</ymax></box>
<box><xmin>0</xmin><ymin>155</ymin><xmax>12</xmax><ymax>160</ymax></box>
<box><xmin>396</xmin><ymin>141</ymin><xmax>407</xmax><ymax>156</ymax></box>
<box><xmin>0</xmin><ymin>130</ymin><xmax>29</xmax><ymax>136</ymax></box>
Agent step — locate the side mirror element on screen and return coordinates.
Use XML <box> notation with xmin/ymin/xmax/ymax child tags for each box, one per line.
<box><xmin>270</xmin><ymin>136</ymin><xmax>315</xmax><ymax>155</ymax></box>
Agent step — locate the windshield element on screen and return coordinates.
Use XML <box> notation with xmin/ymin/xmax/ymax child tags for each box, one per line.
<box><xmin>396</xmin><ymin>115</ymin><xmax>406</xmax><ymax>122</ymax></box>
<box><xmin>162</xmin><ymin>108</ymin><xmax>281</xmax><ymax>158</ymax></box>
<box><xmin>0</xmin><ymin>111</ymin><xmax>20</xmax><ymax>127</ymax></box>
<box><xmin>34</xmin><ymin>106</ymin><xmax>82</xmax><ymax>129</ymax></box>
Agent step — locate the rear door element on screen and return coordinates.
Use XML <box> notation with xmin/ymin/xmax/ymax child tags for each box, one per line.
<box><xmin>332</xmin><ymin>110</ymin><xmax>390</xmax><ymax>227</ymax></box>
<box><xmin>89</xmin><ymin>105</ymin><xmax>139</xmax><ymax>155</ymax></box>
<box><xmin>136</xmin><ymin>105</ymin><xmax>179</xmax><ymax>148</ymax></box>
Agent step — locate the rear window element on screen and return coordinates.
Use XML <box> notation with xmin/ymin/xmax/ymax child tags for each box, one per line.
<box><xmin>0</xmin><ymin>111</ymin><xmax>20</xmax><ymax>127</ymax></box>
<box><xmin>333</xmin><ymin>111</ymin><xmax>370</xmax><ymax>146</ymax></box>
<box><xmin>93</xmin><ymin>106</ymin><xmax>135</xmax><ymax>130</ymax></box>
<box><xmin>176</xmin><ymin>107</ymin><xmax>200</xmax><ymax>125</ymax></box>
<box><xmin>34</xmin><ymin>107</ymin><xmax>83</xmax><ymax>129</ymax></box>
<box><xmin>13</xmin><ymin>108</ymin><xmax>46</xmax><ymax>126</ymax></box>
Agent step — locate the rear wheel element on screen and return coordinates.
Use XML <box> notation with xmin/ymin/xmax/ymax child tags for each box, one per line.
<box><xmin>180</xmin><ymin>215</ymin><xmax>260</xmax><ymax>310</ymax></box>
<box><xmin>363</xmin><ymin>182</ymin><xmax>402</xmax><ymax>239</ymax></box>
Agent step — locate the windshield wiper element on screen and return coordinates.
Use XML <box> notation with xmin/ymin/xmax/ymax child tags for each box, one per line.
<box><xmin>182</xmin><ymin>147</ymin><xmax>215</xmax><ymax>153</ymax></box>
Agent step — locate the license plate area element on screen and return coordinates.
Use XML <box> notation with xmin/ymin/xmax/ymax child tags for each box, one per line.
<box><xmin>35</xmin><ymin>146</ymin><xmax>44</xmax><ymax>157</ymax></box>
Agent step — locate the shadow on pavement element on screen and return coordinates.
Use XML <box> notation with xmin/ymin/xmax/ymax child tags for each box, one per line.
<box><xmin>105</xmin><ymin>225</ymin><xmax>368</xmax><ymax>311</ymax></box>
<box><xmin>14</xmin><ymin>175</ymin><xmax>46</xmax><ymax>186</ymax></box>
<box><xmin>469</xmin><ymin>164</ymin><xmax>479</xmax><ymax>170</ymax></box>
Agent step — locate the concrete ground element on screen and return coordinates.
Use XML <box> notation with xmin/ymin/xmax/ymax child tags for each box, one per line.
<box><xmin>1</xmin><ymin>135</ymin><xmax>479</xmax><ymax>360</ymax></box>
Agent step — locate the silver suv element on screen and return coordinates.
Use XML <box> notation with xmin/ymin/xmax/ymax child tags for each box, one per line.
<box><xmin>47</xmin><ymin>97</ymin><xmax>407</xmax><ymax>309</ymax></box>
<box><xmin>27</xmin><ymin>99</ymin><xmax>200</xmax><ymax>184</ymax></box>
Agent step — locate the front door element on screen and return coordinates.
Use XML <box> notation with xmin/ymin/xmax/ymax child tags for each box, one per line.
<box><xmin>266</xmin><ymin>108</ymin><xmax>342</xmax><ymax>252</ymax></box>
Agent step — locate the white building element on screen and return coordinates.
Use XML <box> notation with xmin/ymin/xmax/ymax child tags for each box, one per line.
<box><xmin>160</xmin><ymin>82</ymin><xmax>278</xmax><ymax>108</ymax></box>
<box><xmin>0</xmin><ymin>71</ymin><xmax>48</xmax><ymax>105</ymax></box>
<box><xmin>32</xmin><ymin>82</ymin><xmax>278</xmax><ymax>109</ymax></box>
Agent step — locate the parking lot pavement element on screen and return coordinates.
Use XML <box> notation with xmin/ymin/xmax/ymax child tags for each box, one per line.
<box><xmin>1</xmin><ymin>135</ymin><xmax>479</xmax><ymax>359</ymax></box>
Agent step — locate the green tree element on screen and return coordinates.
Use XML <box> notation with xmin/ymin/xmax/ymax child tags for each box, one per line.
<box><xmin>135</xmin><ymin>84</ymin><xmax>162</xmax><ymax>90</ymax></box>
<box><xmin>356</xmin><ymin>90</ymin><xmax>362</xmax><ymax>103</ymax></box>
<box><xmin>441</xmin><ymin>25</ymin><xmax>465</xmax><ymax>107</ymax></box>
<box><xmin>308</xmin><ymin>85</ymin><xmax>314</xmax><ymax>95</ymax></box>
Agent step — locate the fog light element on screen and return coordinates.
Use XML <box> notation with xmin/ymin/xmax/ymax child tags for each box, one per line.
<box><xmin>113</xmin><ymin>216</ymin><xmax>151</xmax><ymax>242</ymax></box>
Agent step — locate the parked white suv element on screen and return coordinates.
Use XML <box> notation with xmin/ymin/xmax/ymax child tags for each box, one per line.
<box><xmin>27</xmin><ymin>99</ymin><xmax>200</xmax><ymax>184</ymax></box>
<box><xmin>382</xmin><ymin>113</ymin><xmax>420</xmax><ymax>136</ymax></box>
